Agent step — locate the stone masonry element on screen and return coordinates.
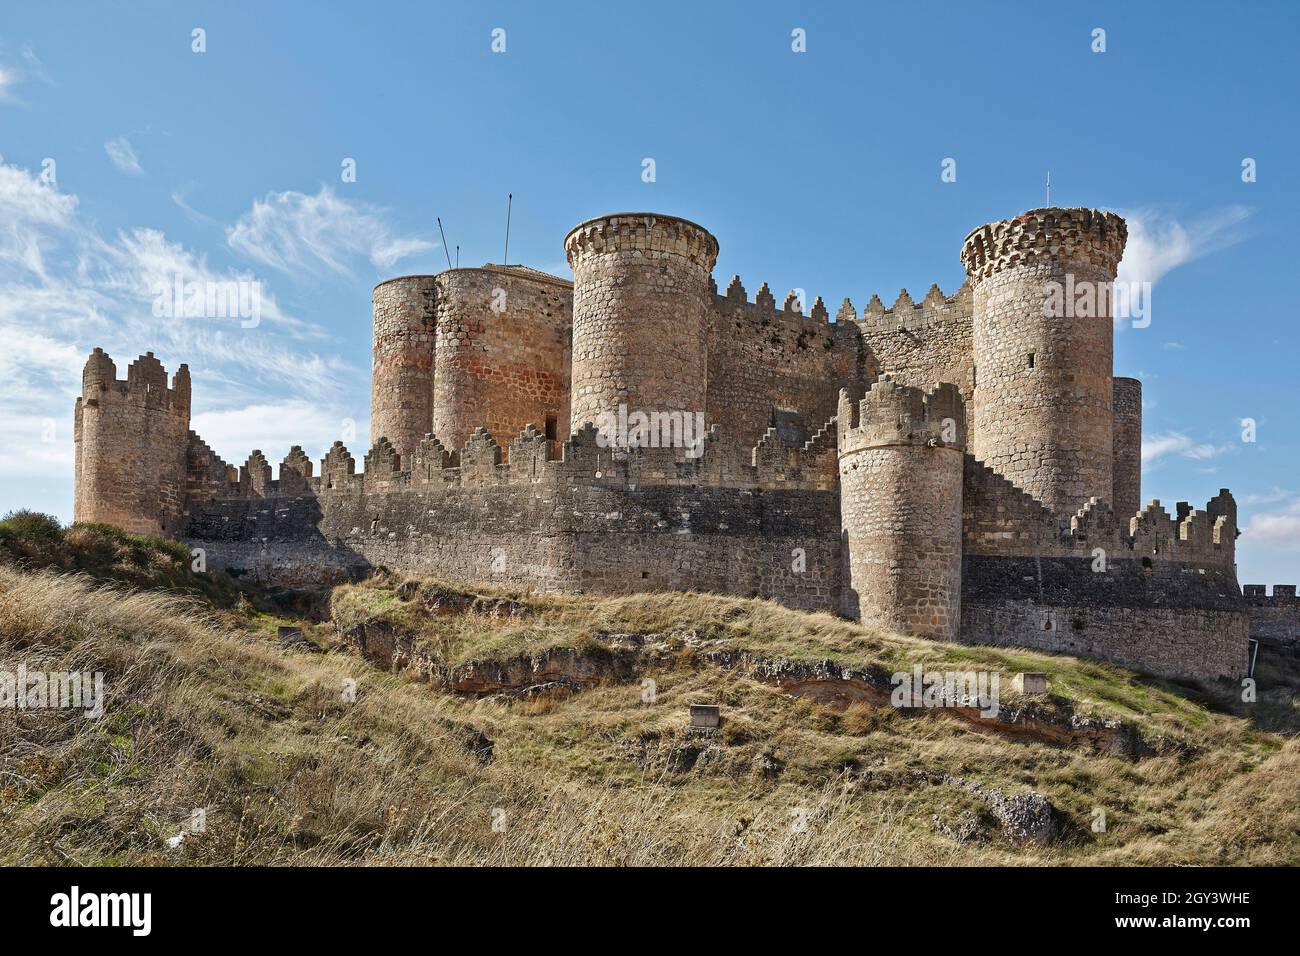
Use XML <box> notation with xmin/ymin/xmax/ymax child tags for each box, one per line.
<box><xmin>72</xmin><ymin>206</ymin><xmax>1253</xmax><ymax>682</ymax></box>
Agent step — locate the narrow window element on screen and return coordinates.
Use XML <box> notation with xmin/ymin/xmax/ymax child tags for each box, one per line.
<box><xmin>1027</xmin><ymin>352</ymin><xmax>1036</xmax><ymax>369</ymax></box>
<box><xmin>544</xmin><ymin>415</ymin><xmax>557</xmax><ymax>440</ymax></box>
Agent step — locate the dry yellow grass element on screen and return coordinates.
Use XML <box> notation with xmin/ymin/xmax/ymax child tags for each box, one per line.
<box><xmin>2</xmin><ymin>566</ymin><xmax>1297</xmax><ymax>866</ymax></box>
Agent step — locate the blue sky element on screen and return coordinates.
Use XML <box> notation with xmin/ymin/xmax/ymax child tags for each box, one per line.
<box><xmin>1</xmin><ymin>0</ymin><xmax>1297</xmax><ymax>586</ymax></box>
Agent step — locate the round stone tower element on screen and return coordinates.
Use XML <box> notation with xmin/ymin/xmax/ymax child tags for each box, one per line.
<box><xmin>74</xmin><ymin>349</ymin><xmax>191</xmax><ymax>535</ymax></box>
<box><xmin>1112</xmin><ymin>376</ymin><xmax>1143</xmax><ymax>522</ymax></box>
<box><xmin>564</xmin><ymin>213</ymin><xmax>719</xmax><ymax>434</ymax></box>
<box><xmin>837</xmin><ymin>378</ymin><xmax>966</xmax><ymax>640</ymax></box>
<box><xmin>960</xmin><ymin>208</ymin><xmax>1127</xmax><ymax>517</ymax></box>
<box><xmin>370</xmin><ymin>275</ymin><xmax>437</xmax><ymax>464</ymax></box>
<box><xmin>433</xmin><ymin>265</ymin><xmax>573</xmax><ymax>455</ymax></box>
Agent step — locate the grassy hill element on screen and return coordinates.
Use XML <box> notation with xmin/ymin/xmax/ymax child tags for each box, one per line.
<box><xmin>1</xmin><ymin>513</ymin><xmax>1297</xmax><ymax>865</ymax></box>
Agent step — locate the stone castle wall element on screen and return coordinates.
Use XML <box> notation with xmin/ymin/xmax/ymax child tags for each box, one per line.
<box><xmin>962</xmin><ymin>555</ymin><xmax>1247</xmax><ymax>680</ymax></box>
<box><xmin>853</xmin><ymin>284</ymin><xmax>976</xmax><ymax>442</ymax></box>
<box><xmin>705</xmin><ymin>278</ymin><xmax>865</xmax><ymax>451</ymax></box>
<box><xmin>182</xmin><ymin>425</ymin><xmax>843</xmax><ymax>612</ymax></box>
<box><xmin>1242</xmin><ymin>585</ymin><xmax>1300</xmax><ymax>649</ymax></box>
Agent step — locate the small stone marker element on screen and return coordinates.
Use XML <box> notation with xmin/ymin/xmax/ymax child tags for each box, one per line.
<box><xmin>689</xmin><ymin>704</ymin><xmax>721</xmax><ymax>729</ymax></box>
<box><xmin>1013</xmin><ymin>673</ymin><xmax>1048</xmax><ymax>695</ymax></box>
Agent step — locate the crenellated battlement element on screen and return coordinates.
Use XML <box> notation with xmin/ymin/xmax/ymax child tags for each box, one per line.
<box><xmin>959</xmin><ymin>207</ymin><xmax>1128</xmax><ymax>280</ymax></box>
<box><xmin>80</xmin><ymin>348</ymin><xmax>190</xmax><ymax>414</ymax></box>
<box><xmin>1243</xmin><ymin>584</ymin><xmax>1299</xmax><ymax>604</ymax></box>
<box><xmin>837</xmin><ymin>377</ymin><xmax>966</xmax><ymax>454</ymax></box>
<box><xmin>708</xmin><ymin>275</ymin><xmax>862</xmax><ymax>359</ymax></box>
<box><xmin>191</xmin><ymin>413</ymin><xmax>842</xmax><ymax>505</ymax></box>
<box><xmin>852</xmin><ymin>281</ymin><xmax>972</xmax><ymax>334</ymax></box>
<box><xmin>563</xmin><ymin>212</ymin><xmax>719</xmax><ymax>270</ymax></box>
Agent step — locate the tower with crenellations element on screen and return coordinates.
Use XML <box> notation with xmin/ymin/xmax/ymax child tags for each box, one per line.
<box><xmin>837</xmin><ymin>378</ymin><xmax>966</xmax><ymax>640</ymax></box>
<box><xmin>71</xmin><ymin>204</ymin><xmax>1254</xmax><ymax>682</ymax></box>
<box><xmin>959</xmin><ymin>208</ymin><xmax>1127</xmax><ymax>517</ymax></box>
<box><xmin>73</xmin><ymin>349</ymin><xmax>191</xmax><ymax>535</ymax></box>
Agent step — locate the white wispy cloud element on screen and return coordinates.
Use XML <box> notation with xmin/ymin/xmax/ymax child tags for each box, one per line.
<box><xmin>1116</xmin><ymin>206</ymin><xmax>1252</xmax><ymax>288</ymax></box>
<box><xmin>226</xmin><ymin>186</ymin><xmax>437</xmax><ymax>278</ymax></box>
<box><xmin>104</xmin><ymin>135</ymin><xmax>144</xmax><ymax>176</ymax></box>
<box><xmin>1142</xmin><ymin>431</ymin><xmax>1234</xmax><ymax>470</ymax></box>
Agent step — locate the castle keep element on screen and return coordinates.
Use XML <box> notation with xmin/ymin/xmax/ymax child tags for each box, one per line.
<box><xmin>74</xmin><ymin>207</ymin><xmax>1256</xmax><ymax>681</ymax></box>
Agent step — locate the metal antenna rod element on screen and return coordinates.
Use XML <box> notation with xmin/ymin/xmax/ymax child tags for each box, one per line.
<box><xmin>455</xmin><ymin>245</ymin><xmax>459</xmax><ymax>269</ymax></box>
<box><xmin>503</xmin><ymin>193</ymin><xmax>513</xmax><ymax>264</ymax></box>
<box><xmin>436</xmin><ymin>217</ymin><xmax>453</xmax><ymax>269</ymax></box>
<box><xmin>1046</xmin><ymin>172</ymin><xmax>1051</xmax><ymax>206</ymax></box>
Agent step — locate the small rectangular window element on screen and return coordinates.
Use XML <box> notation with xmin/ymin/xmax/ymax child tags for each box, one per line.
<box><xmin>1027</xmin><ymin>352</ymin><xmax>1036</xmax><ymax>369</ymax></box>
<box><xmin>544</xmin><ymin>415</ymin><xmax>557</xmax><ymax>440</ymax></box>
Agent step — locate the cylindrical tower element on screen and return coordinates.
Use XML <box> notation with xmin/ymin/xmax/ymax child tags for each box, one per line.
<box><xmin>74</xmin><ymin>350</ymin><xmax>191</xmax><ymax>535</ymax></box>
<box><xmin>960</xmin><ymin>208</ymin><xmax>1127</xmax><ymax>517</ymax></box>
<box><xmin>837</xmin><ymin>378</ymin><xmax>966</xmax><ymax>640</ymax></box>
<box><xmin>564</xmin><ymin>213</ymin><xmax>718</xmax><ymax>435</ymax></box>
<box><xmin>370</xmin><ymin>275</ymin><xmax>437</xmax><ymax>464</ymax></box>
<box><xmin>1112</xmin><ymin>376</ymin><xmax>1142</xmax><ymax>522</ymax></box>
<box><xmin>433</xmin><ymin>266</ymin><xmax>573</xmax><ymax>454</ymax></box>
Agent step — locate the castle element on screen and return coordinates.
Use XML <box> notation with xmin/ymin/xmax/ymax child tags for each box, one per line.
<box><xmin>73</xmin><ymin>207</ymin><xmax>1269</xmax><ymax>682</ymax></box>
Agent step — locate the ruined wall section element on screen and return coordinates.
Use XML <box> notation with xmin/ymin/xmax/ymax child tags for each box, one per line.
<box><xmin>433</xmin><ymin>266</ymin><xmax>572</xmax><ymax>455</ymax></box>
<box><xmin>73</xmin><ymin>349</ymin><xmax>190</xmax><ymax>535</ymax></box>
<box><xmin>370</xmin><ymin>276</ymin><xmax>436</xmax><ymax>463</ymax></box>
<box><xmin>705</xmin><ymin>278</ymin><xmax>866</xmax><ymax>451</ymax></box>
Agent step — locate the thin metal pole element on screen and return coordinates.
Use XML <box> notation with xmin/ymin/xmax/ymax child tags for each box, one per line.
<box><xmin>437</xmin><ymin>217</ymin><xmax>453</xmax><ymax>269</ymax></box>
<box><xmin>503</xmin><ymin>193</ymin><xmax>513</xmax><ymax>264</ymax></box>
